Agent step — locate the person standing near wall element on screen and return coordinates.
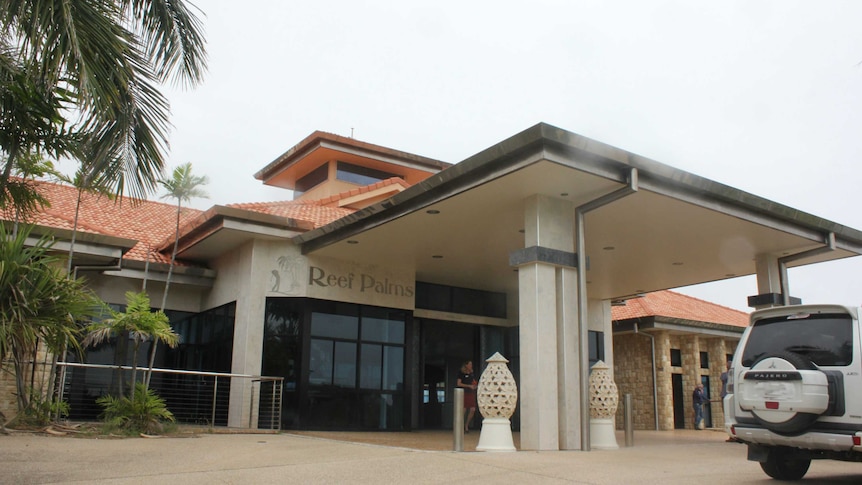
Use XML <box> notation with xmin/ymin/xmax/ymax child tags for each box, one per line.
<box><xmin>457</xmin><ymin>361</ymin><xmax>478</xmax><ymax>433</ymax></box>
<box><xmin>692</xmin><ymin>382</ymin><xmax>709</xmax><ymax>429</ymax></box>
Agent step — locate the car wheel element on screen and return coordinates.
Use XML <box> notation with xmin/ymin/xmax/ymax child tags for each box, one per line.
<box><xmin>759</xmin><ymin>447</ymin><xmax>811</xmax><ymax>481</ymax></box>
<box><xmin>747</xmin><ymin>352</ymin><xmax>828</xmax><ymax>435</ymax></box>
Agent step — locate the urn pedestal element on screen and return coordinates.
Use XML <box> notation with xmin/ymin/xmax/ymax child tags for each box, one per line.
<box><xmin>589</xmin><ymin>360</ymin><xmax>619</xmax><ymax>450</ymax></box>
<box><xmin>476</xmin><ymin>352</ymin><xmax>518</xmax><ymax>452</ymax></box>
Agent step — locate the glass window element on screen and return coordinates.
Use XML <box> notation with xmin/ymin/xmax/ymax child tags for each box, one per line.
<box><xmin>588</xmin><ymin>330</ymin><xmax>604</xmax><ymax>367</ymax></box>
<box><xmin>295</xmin><ymin>164</ymin><xmax>328</xmax><ymax>195</ymax></box>
<box><xmin>333</xmin><ymin>342</ymin><xmax>357</xmax><ymax>388</ymax></box>
<box><xmin>415</xmin><ymin>281</ymin><xmax>506</xmax><ymax>318</ymax></box>
<box><xmin>361</xmin><ymin>314</ymin><xmax>405</xmax><ymax>343</ymax></box>
<box><xmin>360</xmin><ymin>344</ymin><xmax>382</xmax><ymax>389</ymax></box>
<box><xmin>700</xmin><ymin>351</ymin><xmax>709</xmax><ymax>369</ymax></box>
<box><xmin>741</xmin><ymin>313</ymin><xmax>853</xmax><ymax>367</ymax></box>
<box><xmin>336</xmin><ymin>161</ymin><xmax>399</xmax><ymax>186</ymax></box>
<box><xmin>309</xmin><ymin>339</ymin><xmax>333</xmax><ymax>385</ymax></box>
<box><xmin>383</xmin><ymin>346</ymin><xmax>404</xmax><ymax>391</ymax></box>
<box><xmin>670</xmin><ymin>349</ymin><xmax>682</xmax><ymax>367</ymax></box>
<box><xmin>311</xmin><ymin>312</ymin><xmax>358</xmax><ymax>340</ymax></box>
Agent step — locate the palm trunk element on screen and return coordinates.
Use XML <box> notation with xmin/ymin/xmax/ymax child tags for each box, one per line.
<box><xmin>147</xmin><ymin>201</ymin><xmax>182</xmax><ymax>389</ymax></box>
<box><xmin>130</xmin><ymin>342</ymin><xmax>140</xmax><ymax>401</ymax></box>
<box><xmin>66</xmin><ymin>188</ymin><xmax>84</xmax><ymax>276</ymax></box>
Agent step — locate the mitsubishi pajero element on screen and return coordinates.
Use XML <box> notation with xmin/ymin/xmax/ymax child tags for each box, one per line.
<box><xmin>727</xmin><ymin>304</ymin><xmax>862</xmax><ymax>480</ymax></box>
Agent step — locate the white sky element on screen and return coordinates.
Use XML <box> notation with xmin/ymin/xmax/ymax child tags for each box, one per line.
<box><xmin>156</xmin><ymin>0</ymin><xmax>862</xmax><ymax>313</ymax></box>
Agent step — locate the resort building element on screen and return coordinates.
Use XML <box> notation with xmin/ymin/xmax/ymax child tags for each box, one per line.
<box><xmin>2</xmin><ymin>123</ymin><xmax>861</xmax><ymax>451</ymax></box>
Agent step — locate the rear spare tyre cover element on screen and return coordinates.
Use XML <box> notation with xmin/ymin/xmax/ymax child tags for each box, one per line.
<box><xmin>741</xmin><ymin>352</ymin><xmax>829</xmax><ymax>434</ymax></box>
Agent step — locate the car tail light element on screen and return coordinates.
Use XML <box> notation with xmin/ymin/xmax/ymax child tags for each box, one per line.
<box><xmin>727</xmin><ymin>367</ymin><xmax>734</xmax><ymax>393</ymax></box>
<box><xmin>765</xmin><ymin>401</ymin><xmax>780</xmax><ymax>410</ymax></box>
<box><xmin>854</xmin><ymin>436</ymin><xmax>861</xmax><ymax>446</ymax></box>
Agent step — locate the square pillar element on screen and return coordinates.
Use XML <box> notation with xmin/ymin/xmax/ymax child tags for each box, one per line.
<box><xmin>517</xmin><ymin>262</ymin><xmax>562</xmax><ymax>450</ymax></box>
<box><xmin>511</xmin><ymin>195</ymin><xmax>583</xmax><ymax>451</ymax></box>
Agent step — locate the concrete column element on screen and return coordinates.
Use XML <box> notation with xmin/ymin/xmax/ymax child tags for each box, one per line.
<box><xmin>227</xmin><ymin>241</ymin><xmax>268</xmax><ymax>428</ymax></box>
<box><xmin>557</xmin><ymin>266</ymin><xmax>580</xmax><ymax>449</ymax></box>
<box><xmin>515</xmin><ymin>195</ymin><xmax>579</xmax><ymax>451</ymax></box>
<box><xmin>752</xmin><ymin>253</ymin><xmax>783</xmax><ymax>309</ymax></box>
<box><xmin>518</xmin><ymin>263</ymin><xmax>561</xmax><ymax>450</ymax></box>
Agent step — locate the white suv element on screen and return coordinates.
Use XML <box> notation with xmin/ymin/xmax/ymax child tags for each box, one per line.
<box><xmin>727</xmin><ymin>304</ymin><xmax>862</xmax><ymax>480</ymax></box>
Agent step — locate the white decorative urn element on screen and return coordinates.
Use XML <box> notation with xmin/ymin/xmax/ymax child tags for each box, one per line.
<box><xmin>589</xmin><ymin>360</ymin><xmax>619</xmax><ymax>449</ymax></box>
<box><xmin>476</xmin><ymin>352</ymin><xmax>518</xmax><ymax>451</ymax></box>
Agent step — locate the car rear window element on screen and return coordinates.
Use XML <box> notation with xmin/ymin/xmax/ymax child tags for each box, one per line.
<box><xmin>741</xmin><ymin>313</ymin><xmax>853</xmax><ymax>367</ymax></box>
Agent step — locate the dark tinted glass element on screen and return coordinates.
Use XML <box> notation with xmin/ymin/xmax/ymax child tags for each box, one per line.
<box><xmin>415</xmin><ymin>281</ymin><xmax>506</xmax><ymax>318</ymax></box>
<box><xmin>361</xmin><ymin>307</ymin><xmax>405</xmax><ymax>343</ymax></box>
<box><xmin>588</xmin><ymin>330</ymin><xmax>604</xmax><ymax>367</ymax></box>
<box><xmin>336</xmin><ymin>161</ymin><xmax>399</xmax><ymax>186</ymax></box>
<box><xmin>360</xmin><ymin>344</ymin><xmax>382</xmax><ymax>389</ymax></box>
<box><xmin>295</xmin><ymin>164</ymin><xmax>328</xmax><ymax>195</ymax></box>
<box><xmin>311</xmin><ymin>312</ymin><xmax>358</xmax><ymax>339</ymax></box>
<box><xmin>741</xmin><ymin>313</ymin><xmax>853</xmax><ymax>367</ymax></box>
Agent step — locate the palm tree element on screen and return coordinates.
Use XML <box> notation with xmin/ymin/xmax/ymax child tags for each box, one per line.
<box><xmin>57</xmin><ymin>165</ymin><xmax>116</xmax><ymax>276</ymax></box>
<box><xmin>143</xmin><ymin>162</ymin><xmax>207</xmax><ymax>386</ymax></box>
<box><xmin>82</xmin><ymin>291</ymin><xmax>178</xmax><ymax>400</ymax></box>
<box><xmin>158</xmin><ymin>162</ymin><xmax>208</xmax><ymax>310</ymax></box>
<box><xmin>0</xmin><ymin>0</ymin><xmax>208</xmax><ymax>208</ymax></box>
<box><xmin>0</xmin><ymin>224</ymin><xmax>102</xmax><ymax>414</ymax></box>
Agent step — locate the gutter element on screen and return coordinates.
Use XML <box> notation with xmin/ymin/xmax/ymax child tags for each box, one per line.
<box><xmin>576</xmin><ymin>167</ymin><xmax>639</xmax><ymax>451</ymax></box>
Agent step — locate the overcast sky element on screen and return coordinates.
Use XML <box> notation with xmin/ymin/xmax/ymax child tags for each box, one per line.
<box><xmin>154</xmin><ymin>0</ymin><xmax>862</xmax><ymax>312</ymax></box>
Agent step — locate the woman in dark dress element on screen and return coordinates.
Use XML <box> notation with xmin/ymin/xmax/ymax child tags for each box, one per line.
<box><xmin>456</xmin><ymin>360</ymin><xmax>478</xmax><ymax>433</ymax></box>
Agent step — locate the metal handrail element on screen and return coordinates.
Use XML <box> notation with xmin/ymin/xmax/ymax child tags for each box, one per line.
<box><xmin>56</xmin><ymin>362</ymin><xmax>283</xmax><ymax>430</ymax></box>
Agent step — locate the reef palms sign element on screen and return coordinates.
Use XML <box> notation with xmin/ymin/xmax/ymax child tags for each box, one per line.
<box><xmin>308</xmin><ymin>266</ymin><xmax>414</xmax><ymax>298</ymax></box>
<box><xmin>269</xmin><ymin>252</ymin><xmax>415</xmax><ymax>308</ymax></box>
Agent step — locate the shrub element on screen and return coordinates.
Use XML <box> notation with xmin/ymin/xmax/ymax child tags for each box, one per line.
<box><xmin>97</xmin><ymin>383</ymin><xmax>174</xmax><ymax>435</ymax></box>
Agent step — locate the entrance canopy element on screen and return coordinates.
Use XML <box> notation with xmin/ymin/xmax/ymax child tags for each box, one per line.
<box><xmin>294</xmin><ymin>123</ymin><xmax>862</xmax><ymax>303</ymax></box>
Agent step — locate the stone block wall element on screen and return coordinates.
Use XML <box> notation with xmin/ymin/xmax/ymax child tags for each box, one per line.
<box><xmin>612</xmin><ymin>333</ymin><xmax>656</xmax><ymax>430</ymax></box>
<box><xmin>0</xmin><ymin>344</ymin><xmax>56</xmax><ymax>424</ymax></box>
<box><xmin>613</xmin><ymin>330</ymin><xmax>739</xmax><ymax>431</ymax></box>
<box><xmin>0</xmin><ymin>363</ymin><xmax>17</xmax><ymax>421</ymax></box>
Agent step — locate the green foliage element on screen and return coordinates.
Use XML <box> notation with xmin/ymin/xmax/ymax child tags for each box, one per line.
<box><xmin>96</xmin><ymin>383</ymin><xmax>174</xmax><ymax>435</ymax></box>
<box><xmin>83</xmin><ymin>291</ymin><xmax>179</xmax><ymax>399</ymax></box>
<box><xmin>159</xmin><ymin>162</ymin><xmax>210</xmax><ymax>205</ymax></box>
<box><xmin>0</xmin><ymin>224</ymin><xmax>103</xmax><ymax>412</ymax></box>
<box><xmin>0</xmin><ymin>0</ymin><xmax>209</xmax><ymax>211</ymax></box>
<box><xmin>16</xmin><ymin>393</ymin><xmax>70</xmax><ymax>427</ymax></box>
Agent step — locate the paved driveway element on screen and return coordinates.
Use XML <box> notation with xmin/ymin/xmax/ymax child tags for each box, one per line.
<box><xmin>3</xmin><ymin>429</ymin><xmax>862</xmax><ymax>484</ymax></box>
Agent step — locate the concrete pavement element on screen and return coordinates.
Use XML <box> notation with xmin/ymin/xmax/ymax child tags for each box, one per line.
<box><xmin>3</xmin><ymin>429</ymin><xmax>862</xmax><ymax>484</ymax></box>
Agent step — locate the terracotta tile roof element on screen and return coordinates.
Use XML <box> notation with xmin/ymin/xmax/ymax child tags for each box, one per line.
<box><xmin>315</xmin><ymin>177</ymin><xmax>411</xmax><ymax>208</ymax></box>
<box><xmin>612</xmin><ymin>290</ymin><xmax>749</xmax><ymax>328</ymax></box>
<box><xmin>3</xmin><ymin>180</ymin><xmax>201</xmax><ymax>264</ymax></box>
<box><xmin>226</xmin><ymin>199</ymin><xmax>355</xmax><ymax>228</ymax></box>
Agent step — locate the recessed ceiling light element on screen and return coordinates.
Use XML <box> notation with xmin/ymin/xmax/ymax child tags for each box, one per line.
<box><xmin>347</xmin><ymin>240</ymin><xmax>359</xmax><ymax>244</ymax></box>
<box><xmin>432</xmin><ymin>255</ymin><xmax>443</xmax><ymax>259</ymax></box>
<box><xmin>426</xmin><ymin>209</ymin><xmax>440</xmax><ymax>215</ymax></box>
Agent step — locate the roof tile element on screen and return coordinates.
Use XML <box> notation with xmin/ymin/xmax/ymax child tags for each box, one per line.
<box><xmin>612</xmin><ymin>290</ymin><xmax>749</xmax><ymax>327</ymax></box>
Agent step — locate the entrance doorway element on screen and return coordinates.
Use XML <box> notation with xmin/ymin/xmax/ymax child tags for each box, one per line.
<box><xmin>419</xmin><ymin>320</ymin><xmax>478</xmax><ymax>429</ymax></box>
<box><xmin>701</xmin><ymin>375</ymin><xmax>713</xmax><ymax>428</ymax></box>
<box><xmin>672</xmin><ymin>373</ymin><xmax>685</xmax><ymax>429</ymax></box>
